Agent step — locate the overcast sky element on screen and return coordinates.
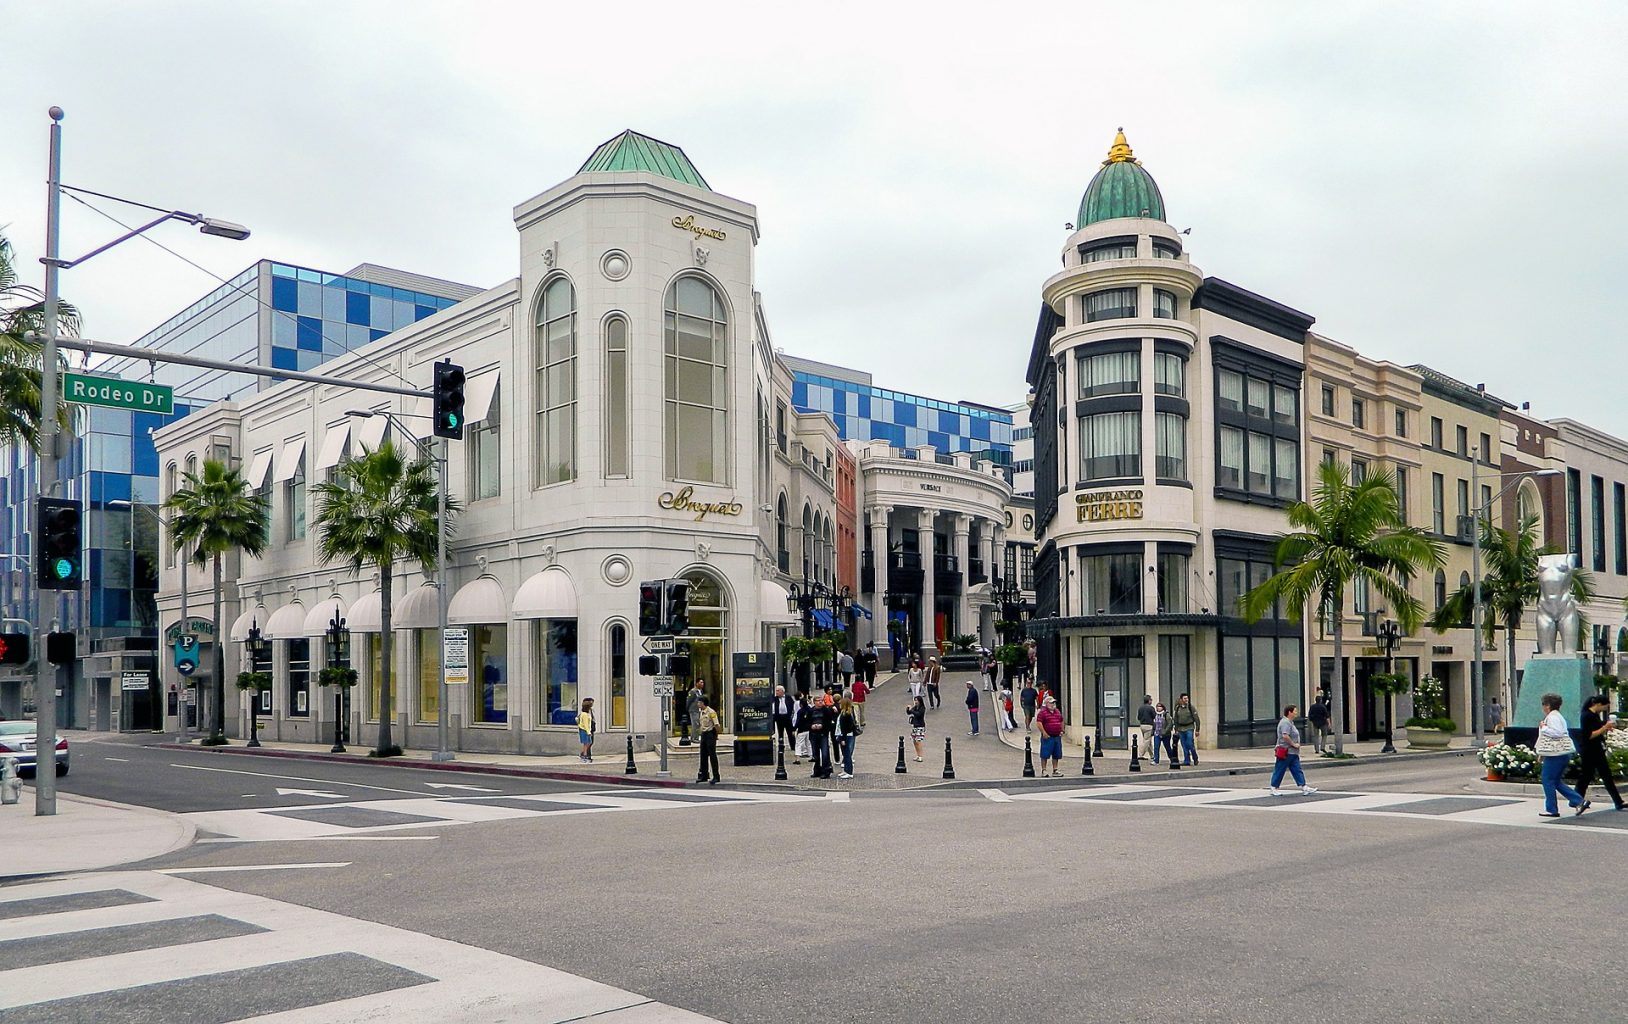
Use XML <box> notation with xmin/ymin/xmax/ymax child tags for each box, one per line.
<box><xmin>4</xmin><ymin>3</ymin><xmax>1626</xmax><ymax>431</ymax></box>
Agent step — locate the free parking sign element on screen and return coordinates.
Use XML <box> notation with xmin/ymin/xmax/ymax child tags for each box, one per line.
<box><xmin>174</xmin><ymin>634</ymin><xmax>200</xmax><ymax>676</ymax></box>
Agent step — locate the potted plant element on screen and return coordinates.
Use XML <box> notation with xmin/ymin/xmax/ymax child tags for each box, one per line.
<box><xmin>1476</xmin><ymin>741</ymin><xmax>1537</xmax><ymax>781</ymax></box>
<box><xmin>1403</xmin><ymin>675</ymin><xmax>1455</xmax><ymax>748</ymax></box>
<box><xmin>941</xmin><ymin>632</ymin><xmax>982</xmax><ymax>672</ymax></box>
<box><xmin>236</xmin><ymin>670</ymin><xmax>271</xmax><ymax>746</ymax></box>
<box><xmin>993</xmin><ymin>642</ymin><xmax>1029</xmax><ymax>688</ymax></box>
<box><xmin>318</xmin><ymin>666</ymin><xmax>359</xmax><ymax>689</ymax></box>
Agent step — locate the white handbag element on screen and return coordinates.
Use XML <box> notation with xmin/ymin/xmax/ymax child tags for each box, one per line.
<box><xmin>1535</xmin><ymin>733</ymin><xmax>1576</xmax><ymax>758</ymax></box>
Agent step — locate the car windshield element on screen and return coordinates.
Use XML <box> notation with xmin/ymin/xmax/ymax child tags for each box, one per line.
<box><xmin>0</xmin><ymin>722</ymin><xmax>35</xmax><ymax>736</ymax></box>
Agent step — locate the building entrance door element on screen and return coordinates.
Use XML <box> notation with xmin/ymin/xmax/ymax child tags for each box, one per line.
<box><xmin>1097</xmin><ymin>659</ymin><xmax>1130</xmax><ymax>750</ymax></box>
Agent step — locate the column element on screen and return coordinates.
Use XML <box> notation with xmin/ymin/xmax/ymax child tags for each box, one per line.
<box><xmin>918</xmin><ymin>507</ymin><xmax>937</xmax><ymax>653</ymax></box>
<box><xmin>868</xmin><ymin>505</ymin><xmax>892</xmax><ymax>647</ymax></box>
<box><xmin>952</xmin><ymin>513</ymin><xmax>972</xmax><ymax>640</ymax></box>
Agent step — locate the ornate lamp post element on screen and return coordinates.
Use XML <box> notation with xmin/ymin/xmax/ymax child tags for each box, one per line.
<box><xmin>244</xmin><ymin>622</ymin><xmax>269</xmax><ymax>748</ymax></box>
<box><xmin>1375</xmin><ymin>617</ymin><xmax>1403</xmax><ymax>754</ymax></box>
<box><xmin>327</xmin><ymin>611</ymin><xmax>350</xmax><ymax>753</ymax></box>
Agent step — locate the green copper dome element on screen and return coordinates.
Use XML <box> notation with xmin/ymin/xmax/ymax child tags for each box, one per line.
<box><xmin>1077</xmin><ymin>129</ymin><xmax>1165</xmax><ymax>227</ymax></box>
<box><xmin>579</xmin><ymin>130</ymin><xmax>710</xmax><ymax>190</ymax></box>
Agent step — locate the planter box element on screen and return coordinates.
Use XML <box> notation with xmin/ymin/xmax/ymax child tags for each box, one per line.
<box><xmin>1404</xmin><ymin>726</ymin><xmax>1452</xmax><ymax>749</ymax></box>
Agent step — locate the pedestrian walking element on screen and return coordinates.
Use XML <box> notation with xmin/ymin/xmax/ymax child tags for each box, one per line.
<box><xmin>1486</xmin><ymin>697</ymin><xmax>1504</xmax><ymax>734</ymax></box>
<box><xmin>1173</xmin><ymin>693</ymin><xmax>1200</xmax><ymax>765</ymax></box>
<box><xmin>851</xmin><ymin>675</ymin><xmax>869</xmax><ymax>727</ymax></box>
<box><xmin>927</xmin><ymin>657</ymin><xmax>943</xmax><ymax>709</ymax></box>
<box><xmin>1151</xmin><ymin>702</ymin><xmax>1167</xmax><ymax>764</ymax></box>
<box><xmin>794</xmin><ymin>692</ymin><xmax>813</xmax><ymax>763</ymax></box>
<box><xmin>907</xmin><ymin>695</ymin><xmax>927</xmax><ymax>762</ymax></box>
<box><xmin>771</xmin><ymin>685</ymin><xmax>797</xmax><ymax>760</ymax></box>
<box><xmin>695</xmin><ymin>696</ymin><xmax>722</xmax><ymax>785</ymax></box>
<box><xmin>1573</xmin><ymin>694</ymin><xmax>1623</xmax><ymax>812</ymax></box>
<box><xmin>1020</xmin><ymin>680</ymin><xmax>1038</xmax><ymax>732</ymax></box>
<box><xmin>1306</xmin><ymin>694</ymin><xmax>1331</xmax><ymax>754</ymax></box>
<box><xmin>577</xmin><ymin>698</ymin><xmax>596</xmax><ymax>762</ymax></box>
<box><xmin>908</xmin><ymin>659</ymin><xmax>926</xmax><ymax>701</ymax></box>
<box><xmin>1268</xmin><ymin>704</ymin><xmax>1317</xmax><ymax>796</ymax></box>
<box><xmin>1001</xmin><ymin>688</ymin><xmax>1018</xmax><ymax>732</ymax></box>
<box><xmin>1536</xmin><ymin>693</ymin><xmax>1585</xmax><ymax>818</ymax></box>
<box><xmin>685</xmin><ymin>680</ymin><xmax>705</xmax><ymax>743</ymax></box>
<box><xmin>1136</xmin><ymin>695</ymin><xmax>1155</xmax><ymax>759</ymax></box>
<box><xmin>965</xmin><ymin>680</ymin><xmax>980</xmax><ymax>736</ymax></box>
<box><xmin>1036</xmin><ymin>695</ymin><xmax>1064</xmax><ymax>777</ymax></box>
<box><xmin>836</xmin><ymin>696</ymin><xmax>860</xmax><ymax>779</ymax></box>
<box><xmin>839</xmin><ymin>649</ymin><xmax>855</xmax><ymax>686</ymax></box>
<box><xmin>807</xmin><ymin>694</ymin><xmax>835</xmax><ymax>779</ymax></box>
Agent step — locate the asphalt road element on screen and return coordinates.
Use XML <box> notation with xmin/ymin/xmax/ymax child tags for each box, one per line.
<box><xmin>47</xmin><ymin>738</ymin><xmax>1621</xmax><ymax>1024</ymax></box>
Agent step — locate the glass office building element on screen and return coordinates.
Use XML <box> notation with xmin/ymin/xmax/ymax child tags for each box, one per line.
<box><xmin>0</xmin><ymin>260</ymin><xmax>476</xmax><ymax>722</ymax></box>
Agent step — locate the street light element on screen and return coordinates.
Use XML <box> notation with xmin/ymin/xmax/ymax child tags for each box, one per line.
<box><xmin>1375</xmin><ymin>617</ymin><xmax>1403</xmax><ymax>754</ymax></box>
<box><xmin>327</xmin><ymin>609</ymin><xmax>350</xmax><ymax>753</ymax></box>
<box><xmin>244</xmin><ymin>621</ymin><xmax>269</xmax><ymax>748</ymax></box>
<box><xmin>31</xmin><ymin>106</ymin><xmax>250</xmax><ymax>817</ymax></box>
<box><xmin>345</xmin><ymin>408</ymin><xmax>452</xmax><ymax>761</ymax></box>
<box><xmin>1469</xmin><ymin>448</ymin><xmax>1561</xmax><ymax>749</ymax></box>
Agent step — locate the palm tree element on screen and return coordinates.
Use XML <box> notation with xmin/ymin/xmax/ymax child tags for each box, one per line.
<box><xmin>0</xmin><ymin>231</ymin><xmax>80</xmax><ymax>452</ymax></box>
<box><xmin>1433</xmin><ymin>514</ymin><xmax>1594</xmax><ymax>707</ymax></box>
<box><xmin>165</xmin><ymin>459</ymin><xmax>269</xmax><ymax>745</ymax></box>
<box><xmin>1242</xmin><ymin>461</ymin><xmax>1445</xmax><ymax>755</ymax></box>
<box><xmin>312</xmin><ymin>440</ymin><xmax>455</xmax><ymax>757</ymax></box>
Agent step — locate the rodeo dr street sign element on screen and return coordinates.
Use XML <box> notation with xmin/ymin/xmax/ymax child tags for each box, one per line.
<box><xmin>64</xmin><ymin>372</ymin><xmax>174</xmax><ymax>415</ymax></box>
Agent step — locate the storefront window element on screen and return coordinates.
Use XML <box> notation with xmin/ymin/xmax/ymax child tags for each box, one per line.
<box><xmin>414</xmin><ymin>629</ymin><xmax>439</xmax><ymax>723</ymax></box>
<box><xmin>1156</xmin><ymin>550</ymin><xmax>1189</xmax><ymax>613</ymax></box>
<box><xmin>367</xmin><ymin>633</ymin><xmax>382</xmax><ymax>720</ymax></box>
<box><xmin>1080</xmin><ymin>550</ymin><xmax>1141</xmax><ymax>615</ymax></box>
<box><xmin>473</xmin><ymin>624</ymin><xmax>509</xmax><ymax>724</ymax></box>
<box><xmin>608</xmin><ymin>622</ymin><xmax>628</xmax><ymax>728</ymax></box>
<box><xmin>287</xmin><ymin>638</ymin><xmax>310</xmax><ymax>718</ymax></box>
<box><xmin>536</xmin><ymin>619</ymin><xmax>579</xmax><ymax>726</ymax></box>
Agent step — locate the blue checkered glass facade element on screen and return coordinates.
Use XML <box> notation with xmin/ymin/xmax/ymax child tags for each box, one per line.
<box><xmin>267</xmin><ymin>263</ymin><xmax>457</xmax><ymax>373</ymax></box>
<box><xmin>790</xmin><ymin>371</ymin><xmax>1015</xmax><ymax>467</ymax></box>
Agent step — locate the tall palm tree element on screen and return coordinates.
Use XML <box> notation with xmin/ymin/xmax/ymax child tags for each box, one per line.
<box><xmin>0</xmin><ymin>231</ymin><xmax>80</xmax><ymax>452</ymax></box>
<box><xmin>1243</xmin><ymin>461</ymin><xmax>1445</xmax><ymax>755</ymax></box>
<box><xmin>312</xmin><ymin>440</ymin><xmax>455</xmax><ymax>757</ymax></box>
<box><xmin>1433</xmin><ymin>514</ymin><xmax>1594</xmax><ymax>707</ymax></box>
<box><xmin>165</xmin><ymin>459</ymin><xmax>269</xmax><ymax>745</ymax></box>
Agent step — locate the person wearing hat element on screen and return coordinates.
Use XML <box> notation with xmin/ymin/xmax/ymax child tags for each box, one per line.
<box><xmin>1575</xmin><ymin>693</ymin><xmax>1625</xmax><ymax>811</ymax></box>
<box><xmin>1035</xmin><ymin>694</ymin><xmax>1065</xmax><ymax>777</ymax></box>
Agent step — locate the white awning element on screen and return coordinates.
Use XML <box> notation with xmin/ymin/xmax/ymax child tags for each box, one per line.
<box><xmin>448</xmin><ymin>575</ymin><xmax>507</xmax><ymax>625</ymax></box>
<box><xmin>348</xmin><ymin>591</ymin><xmax>382</xmax><ymax>632</ymax></box>
<box><xmin>230</xmin><ymin>605</ymin><xmax>268</xmax><ymax>642</ymax></box>
<box><xmin>264</xmin><ymin>602</ymin><xmax>307</xmax><ymax>639</ymax></box>
<box><xmin>244</xmin><ymin>448</ymin><xmax>275</xmax><ymax>490</ymax></box>
<box><xmin>354</xmin><ymin>413</ymin><xmax>389</xmax><ymax>453</ymax></box>
<box><xmin>759</xmin><ymin>579</ymin><xmax>799</xmax><ymax>624</ymax></box>
<box><xmin>302</xmin><ymin>597</ymin><xmax>347</xmax><ymax>637</ymax></box>
<box><xmin>272</xmin><ymin>437</ymin><xmax>306</xmax><ymax>483</ymax></box>
<box><xmin>512</xmin><ymin>568</ymin><xmax>577</xmax><ymax>619</ymax></box>
<box><xmin>314</xmin><ymin>424</ymin><xmax>350</xmax><ymax>472</ymax></box>
<box><xmin>393</xmin><ymin>582</ymin><xmax>441</xmax><ymax>629</ymax></box>
<box><xmin>466</xmin><ymin>371</ymin><xmax>501</xmax><ymax>424</ymax></box>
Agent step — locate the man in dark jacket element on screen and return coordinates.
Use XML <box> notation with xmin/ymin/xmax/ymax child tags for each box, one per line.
<box><xmin>806</xmin><ymin>698</ymin><xmax>836</xmax><ymax>779</ymax></box>
<box><xmin>1136</xmin><ymin>695</ymin><xmax>1156</xmax><ymax>760</ymax></box>
<box><xmin>965</xmin><ymin>680</ymin><xmax>980</xmax><ymax>736</ymax></box>
<box><xmin>771</xmin><ymin>685</ymin><xmax>798</xmax><ymax>762</ymax></box>
<box><xmin>1307</xmin><ymin>694</ymin><xmax>1332</xmax><ymax>754</ymax></box>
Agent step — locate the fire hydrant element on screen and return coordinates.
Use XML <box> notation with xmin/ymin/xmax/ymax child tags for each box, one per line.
<box><xmin>1</xmin><ymin>756</ymin><xmax>20</xmax><ymax>805</ymax></box>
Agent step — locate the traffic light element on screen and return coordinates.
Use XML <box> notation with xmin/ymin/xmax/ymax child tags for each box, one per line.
<box><xmin>46</xmin><ymin>631</ymin><xmax>75</xmax><ymax>665</ymax></box>
<box><xmin>432</xmin><ymin>360</ymin><xmax>466</xmax><ymax>440</ymax></box>
<box><xmin>37</xmin><ymin>497</ymin><xmax>82</xmax><ymax>590</ymax></box>
<box><xmin>663</xmin><ymin>580</ymin><xmax>690</xmax><ymax>636</ymax></box>
<box><xmin>667</xmin><ymin>653</ymin><xmax>691</xmax><ymax>676</ymax></box>
<box><xmin>638</xmin><ymin>582</ymin><xmax>663</xmax><ymax>636</ymax></box>
<box><xmin>638</xmin><ymin>655</ymin><xmax>660</xmax><ymax>676</ymax></box>
<box><xmin>0</xmin><ymin>631</ymin><xmax>30</xmax><ymax>666</ymax></box>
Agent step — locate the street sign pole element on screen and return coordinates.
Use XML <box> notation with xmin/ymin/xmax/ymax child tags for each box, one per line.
<box><xmin>659</xmin><ymin>691</ymin><xmax>670</xmax><ymax>777</ymax></box>
<box><xmin>33</xmin><ymin>108</ymin><xmax>65</xmax><ymax>817</ymax></box>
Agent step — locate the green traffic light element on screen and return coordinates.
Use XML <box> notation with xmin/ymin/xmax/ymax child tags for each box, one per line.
<box><xmin>53</xmin><ymin>557</ymin><xmax>74</xmax><ymax>580</ymax></box>
<box><xmin>448</xmin><ymin>413</ymin><xmax>459</xmax><ymax>428</ymax></box>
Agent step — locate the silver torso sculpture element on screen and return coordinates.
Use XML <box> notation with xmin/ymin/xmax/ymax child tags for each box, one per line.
<box><xmin>1534</xmin><ymin>553</ymin><xmax>1580</xmax><ymax>655</ymax></box>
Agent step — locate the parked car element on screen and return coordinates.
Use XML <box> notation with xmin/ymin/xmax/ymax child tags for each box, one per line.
<box><xmin>0</xmin><ymin>721</ymin><xmax>69</xmax><ymax>776</ymax></box>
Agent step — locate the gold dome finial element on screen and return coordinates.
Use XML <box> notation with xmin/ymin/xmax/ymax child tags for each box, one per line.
<box><xmin>1103</xmin><ymin>127</ymin><xmax>1138</xmax><ymax>166</ymax></box>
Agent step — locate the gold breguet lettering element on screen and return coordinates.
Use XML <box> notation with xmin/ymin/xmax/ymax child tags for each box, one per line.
<box><xmin>658</xmin><ymin>486</ymin><xmax>745</xmax><ymax>522</ymax></box>
<box><xmin>671</xmin><ymin>214</ymin><xmax>727</xmax><ymax>241</ymax></box>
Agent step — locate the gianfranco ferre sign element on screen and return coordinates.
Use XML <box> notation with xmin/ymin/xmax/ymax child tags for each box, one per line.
<box><xmin>1076</xmin><ymin>488</ymin><xmax>1144</xmax><ymax>523</ymax></box>
<box><xmin>658</xmin><ymin>486</ymin><xmax>744</xmax><ymax>522</ymax></box>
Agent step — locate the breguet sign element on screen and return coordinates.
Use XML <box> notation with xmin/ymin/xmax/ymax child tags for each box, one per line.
<box><xmin>672</xmin><ymin>214</ymin><xmax>727</xmax><ymax>241</ymax></box>
<box><xmin>659</xmin><ymin>486</ymin><xmax>744</xmax><ymax>522</ymax></box>
<box><xmin>1076</xmin><ymin>488</ymin><xmax>1144</xmax><ymax>523</ymax></box>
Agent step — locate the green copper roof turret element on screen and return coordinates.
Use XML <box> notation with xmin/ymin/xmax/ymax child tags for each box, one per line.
<box><xmin>1077</xmin><ymin>129</ymin><xmax>1165</xmax><ymax>227</ymax></box>
<box><xmin>579</xmin><ymin>130</ymin><xmax>710</xmax><ymax>190</ymax></box>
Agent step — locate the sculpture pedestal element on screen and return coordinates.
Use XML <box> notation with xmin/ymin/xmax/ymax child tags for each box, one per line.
<box><xmin>1503</xmin><ymin>655</ymin><xmax>1593</xmax><ymax>750</ymax></box>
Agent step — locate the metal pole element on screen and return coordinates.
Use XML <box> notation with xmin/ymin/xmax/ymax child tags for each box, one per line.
<box><xmin>433</xmin><ymin>437</ymin><xmax>452</xmax><ymax>761</ymax></box>
<box><xmin>178</xmin><ymin>551</ymin><xmax>189</xmax><ymax>743</ymax></box>
<box><xmin>1471</xmin><ymin>446</ymin><xmax>1485</xmax><ymax>749</ymax></box>
<box><xmin>33</xmin><ymin>107</ymin><xmax>64</xmax><ymax>817</ymax></box>
<box><xmin>658</xmin><ymin>694</ymin><xmax>670</xmax><ymax>777</ymax></box>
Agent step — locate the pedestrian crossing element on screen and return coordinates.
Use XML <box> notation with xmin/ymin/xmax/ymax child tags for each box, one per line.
<box><xmin>186</xmin><ymin>787</ymin><xmax>828</xmax><ymax>842</ymax></box>
<box><xmin>1009</xmin><ymin>783</ymin><xmax>1628</xmax><ymax>836</ymax></box>
<box><xmin>0</xmin><ymin>870</ymin><xmax>724</xmax><ymax>1022</ymax></box>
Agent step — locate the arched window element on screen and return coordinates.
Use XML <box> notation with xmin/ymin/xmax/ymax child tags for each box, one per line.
<box><xmin>534</xmin><ymin>276</ymin><xmax>577</xmax><ymax>485</ymax></box>
<box><xmin>824</xmin><ymin>519</ymin><xmax>835</xmax><ymax>586</ymax></box>
<box><xmin>663</xmin><ymin>276</ymin><xmax>728</xmax><ymax>483</ymax></box>
<box><xmin>813</xmin><ymin>511</ymin><xmax>824</xmax><ymax>581</ymax></box>
<box><xmin>1433</xmin><ymin>569</ymin><xmax>1447</xmax><ymax>613</ymax></box>
<box><xmin>607</xmin><ymin>621</ymin><xmax>629</xmax><ymax>729</ymax></box>
<box><xmin>163</xmin><ymin>462</ymin><xmax>178</xmax><ymax>568</ymax></box>
<box><xmin>801</xmin><ymin>504</ymin><xmax>813</xmax><ymax>576</ymax></box>
<box><xmin>776</xmin><ymin>495</ymin><xmax>789</xmax><ymax>573</ymax></box>
<box><xmin>603</xmin><ymin>314</ymin><xmax>629</xmax><ymax>478</ymax></box>
<box><xmin>1516</xmin><ymin>481</ymin><xmax>1542</xmax><ymax>535</ymax></box>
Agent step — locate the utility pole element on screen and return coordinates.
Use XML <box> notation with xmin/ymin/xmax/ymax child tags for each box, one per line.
<box><xmin>33</xmin><ymin>107</ymin><xmax>65</xmax><ymax>816</ymax></box>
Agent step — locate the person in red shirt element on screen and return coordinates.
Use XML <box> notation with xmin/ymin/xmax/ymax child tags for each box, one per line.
<box><xmin>851</xmin><ymin>676</ymin><xmax>869</xmax><ymax>727</ymax></box>
<box><xmin>1036</xmin><ymin>695</ymin><xmax>1065</xmax><ymax>777</ymax></box>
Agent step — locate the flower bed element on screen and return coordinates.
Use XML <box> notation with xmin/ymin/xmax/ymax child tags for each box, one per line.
<box><xmin>1476</xmin><ymin>738</ymin><xmax>1628</xmax><ymax>780</ymax></box>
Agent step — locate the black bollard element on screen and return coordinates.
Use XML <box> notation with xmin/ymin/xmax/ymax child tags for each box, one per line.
<box><xmin>624</xmin><ymin>735</ymin><xmax>638</xmax><ymax>775</ymax></box>
<box><xmin>1093</xmin><ymin>729</ymin><xmax>1104</xmax><ymax>758</ymax></box>
<box><xmin>1169</xmin><ymin>734</ymin><xmax>1181</xmax><ymax>770</ymax></box>
<box><xmin>774</xmin><ymin>733</ymin><xmax>788</xmax><ymax>781</ymax></box>
<box><xmin>1129</xmin><ymin>734</ymin><xmax>1141</xmax><ymax>773</ymax></box>
<box><xmin>943</xmin><ymin>737</ymin><xmax>956</xmax><ymax>780</ymax></box>
<box><xmin>895</xmin><ymin>736</ymin><xmax>908</xmax><ymax>774</ymax></box>
<box><xmin>679</xmin><ymin>717</ymin><xmax>692</xmax><ymax>747</ymax></box>
<box><xmin>1022</xmin><ymin>735</ymin><xmax>1036</xmax><ymax>778</ymax></box>
<box><xmin>1082</xmin><ymin>736</ymin><xmax>1094</xmax><ymax>776</ymax></box>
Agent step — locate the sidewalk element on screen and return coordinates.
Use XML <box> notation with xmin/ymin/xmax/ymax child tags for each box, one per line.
<box><xmin>2</xmin><ymin>792</ymin><xmax>195</xmax><ymax>879</ymax></box>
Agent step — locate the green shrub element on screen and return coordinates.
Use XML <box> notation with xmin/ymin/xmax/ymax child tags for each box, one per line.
<box><xmin>1404</xmin><ymin>716</ymin><xmax>1457</xmax><ymax>732</ymax></box>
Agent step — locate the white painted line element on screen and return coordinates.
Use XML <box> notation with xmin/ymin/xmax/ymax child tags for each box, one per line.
<box><xmin>977</xmin><ymin>788</ymin><xmax>1013</xmax><ymax>802</ymax></box>
<box><xmin>103</xmin><ymin>757</ymin><xmax>129</xmax><ymax>762</ymax></box>
<box><xmin>171</xmin><ymin>762</ymin><xmax>428</xmax><ymax>796</ymax></box>
<box><xmin>422</xmin><ymin>782</ymin><xmax>500</xmax><ymax>792</ymax></box>
<box><xmin>273</xmin><ymin>786</ymin><xmax>346</xmax><ymax>799</ymax></box>
<box><xmin>198</xmin><ymin>836</ymin><xmax>438</xmax><ymax>844</ymax></box>
<box><xmin>154</xmin><ymin>862</ymin><xmax>350</xmax><ymax>874</ymax></box>
<box><xmin>825</xmin><ymin>791</ymin><xmax>851</xmax><ymax>803</ymax></box>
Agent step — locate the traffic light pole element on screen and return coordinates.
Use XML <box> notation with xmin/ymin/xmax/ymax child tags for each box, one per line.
<box><xmin>33</xmin><ymin>108</ymin><xmax>65</xmax><ymax>816</ymax></box>
<box><xmin>433</xmin><ymin>436</ymin><xmax>452</xmax><ymax>762</ymax></box>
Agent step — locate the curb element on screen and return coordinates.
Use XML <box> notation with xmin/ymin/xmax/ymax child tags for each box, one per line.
<box><xmin>3</xmin><ymin>792</ymin><xmax>197</xmax><ymax>880</ymax></box>
<box><xmin>153</xmin><ymin>743</ymin><xmax>689</xmax><ymax>788</ymax></box>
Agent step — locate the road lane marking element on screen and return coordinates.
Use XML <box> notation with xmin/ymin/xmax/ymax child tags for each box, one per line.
<box><xmin>198</xmin><ymin>836</ymin><xmax>439</xmax><ymax>843</ymax></box>
<box><xmin>155</xmin><ymin>863</ymin><xmax>351</xmax><ymax>874</ymax></box>
<box><xmin>170</xmin><ymin>763</ymin><xmax>432</xmax><ymax>796</ymax></box>
<box><xmin>274</xmin><ymin>787</ymin><xmax>346</xmax><ymax>800</ymax></box>
<box><xmin>103</xmin><ymin>757</ymin><xmax>129</xmax><ymax>762</ymax></box>
<box><xmin>422</xmin><ymin>782</ymin><xmax>500</xmax><ymax>792</ymax></box>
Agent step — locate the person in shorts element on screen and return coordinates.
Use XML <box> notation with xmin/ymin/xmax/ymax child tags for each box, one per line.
<box><xmin>1036</xmin><ymin>695</ymin><xmax>1064</xmax><ymax>777</ymax></box>
<box><xmin>576</xmin><ymin>698</ymin><xmax>596</xmax><ymax>762</ymax></box>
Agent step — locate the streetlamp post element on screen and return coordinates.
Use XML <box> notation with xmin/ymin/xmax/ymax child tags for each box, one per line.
<box><xmin>32</xmin><ymin>107</ymin><xmax>248</xmax><ymax>816</ymax></box>
<box><xmin>244</xmin><ymin>622</ymin><xmax>268</xmax><ymax>748</ymax></box>
<box><xmin>328</xmin><ymin>610</ymin><xmax>350</xmax><ymax>753</ymax></box>
<box><xmin>1376</xmin><ymin>617</ymin><xmax>1402</xmax><ymax>754</ymax></box>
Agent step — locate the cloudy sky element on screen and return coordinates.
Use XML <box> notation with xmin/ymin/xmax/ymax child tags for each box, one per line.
<box><xmin>3</xmin><ymin>3</ymin><xmax>1626</xmax><ymax>430</ymax></box>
